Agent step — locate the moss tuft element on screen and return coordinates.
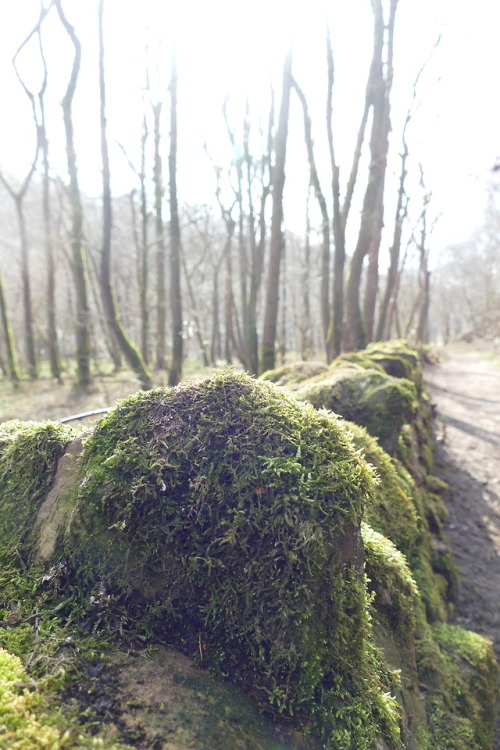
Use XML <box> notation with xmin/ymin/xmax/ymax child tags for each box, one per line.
<box><xmin>362</xmin><ymin>523</ymin><xmax>418</xmax><ymax>635</ymax></box>
<box><xmin>295</xmin><ymin>365</ymin><xmax>417</xmax><ymax>455</ymax></box>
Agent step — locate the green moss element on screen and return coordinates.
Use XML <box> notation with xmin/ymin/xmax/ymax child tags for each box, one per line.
<box><xmin>259</xmin><ymin>361</ymin><xmax>328</xmax><ymax>386</ymax></box>
<box><xmin>295</xmin><ymin>365</ymin><xmax>417</xmax><ymax>455</ymax></box>
<box><xmin>346</xmin><ymin>422</ymin><xmax>420</xmax><ymax>557</ymax></box>
<box><xmin>0</xmin><ymin>420</ymin><xmax>78</xmax><ymax>562</ymax></box>
<box><xmin>330</xmin><ymin>352</ymin><xmax>385</xmax><ymax>372</ymax></box>
<box><xmin>57</xmin><ymin>370</ymin><xmax>401</xmax><ymax>748</ymax></box>
<box><xmin>362</xmin><ymin>524</ymin><xmax>418</xmax><ymax>635</ymax></box>
<box><xmin>432</xmin><ymin>624</ymin><xmax>498</xmax><ymax>749</ymax></box>
<box><xmin>0</xmin><ymin>647</ymin><xmax>125</xmax><ymax>749</ymax></box>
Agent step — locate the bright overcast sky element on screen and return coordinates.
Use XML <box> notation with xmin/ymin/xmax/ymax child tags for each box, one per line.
<box><xmin>0</xmin><ymin>0</ymin><xmax>499</xmax><ymax>256</ymax></box>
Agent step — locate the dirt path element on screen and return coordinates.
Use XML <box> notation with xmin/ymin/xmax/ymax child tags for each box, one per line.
<box><xmin>426</xmin><ymin>350</ymin><xmax>500</xmax><ymax>746</ymax></box>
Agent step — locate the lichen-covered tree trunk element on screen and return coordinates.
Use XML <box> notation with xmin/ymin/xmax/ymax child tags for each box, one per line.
<box><xmin>260</xmin><ymin>48</ymin><xmax>293</xmax><ymax>374</ymax></box>
<box><xmin>168</xmin><ymin>48</ymin><xmax>183</xmax><ymax>386</ymax></box>
<box><xmin>55</xmin><ymin>0</ymin><xmax>92</xmax><ymax>388</ymax></box>
<box><xmin>98</xmin><ymin>0</ymin><xmax>152</xmax><ymax>390</ymax></box>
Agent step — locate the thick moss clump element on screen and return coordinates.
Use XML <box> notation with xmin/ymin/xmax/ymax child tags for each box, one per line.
<box><xmin>0</xmin><ymin>420</ymin><xmax>77</xmax><ymax>563</ymax></box>
<box><xmin>260</xmin><ymin>361</ymin><xmax>328</xmax><ymax>386</ymax></box>
<box><xmin>56</xmin><ymin>371</ymin><xmax>400</xmax><ymax>749</ymax></box>
<box><xmin>415</xmin><ymin>621</ymin><xmax>498</xmax><ymax>750</ymax></box>
<box><xmin>346</xmin><ymin>422</ymin><xmax>420</xmax><ymax>557</ymax></box>
<box><xmin>294</xmin><ymin>364</ymin><xmax>417</xmax><ymax>455</ymax></box>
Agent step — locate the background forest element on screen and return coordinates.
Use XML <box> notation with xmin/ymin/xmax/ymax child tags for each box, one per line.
<box><xmin>0</xmin><ymin>0</ymin><xmax>499</xmax><ymax>391</ymax></box>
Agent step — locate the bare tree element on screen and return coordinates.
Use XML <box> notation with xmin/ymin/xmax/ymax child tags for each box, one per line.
<box><xmin>151</xmin><ymin>94</ymin><xmax>167</xmax><ymax>371</ymax></box>
<box><xmin>98</xmin><ymin>0</ymin><xmax>152</xmax><ymax>389</ymax></box>
<box><xmin>54</xmin><ymin>0</ymin><xmax>92</xmax><ymax>387</ymax></box>
<box><xmin>292</xmin><ymin>78</ymin><xmax>330</xmax><ymax>356</ymax></box>
<box><xmin>0</xmin><ymin>13</ymin><xmax>48</xmax><ymax>379</ymax></box>
<box><xmin>326</xmin><ymin>22</ymin><xmax>371</xmax><ymax>359</ymax></box>
<box><xmin>118</xmin><ymin>114</ymin><xmax>151</xmax><ymax>364</ymax></box>
<box><xmin>11</xmin><ymin>2</ymin><xmax>62</xmax><ymax>380</ymax></box>
<box><xmin>414</xmin><ymin>168</ymin><xmax>432</xmax><ymax>343</ymax></box>
<box><xmin>168</xmin><ymin>45</ymin><xmax>183</xmax><ymax>386</ymax></box>
<box><xmin>346</xmin><ymin>0</ymin><xmax>398</xmax><ymax>350</ymax></box>
<box><xmin>260</xmin><ymin>47</ymin><xmax>293</xmax><ymax>373</ymax></box>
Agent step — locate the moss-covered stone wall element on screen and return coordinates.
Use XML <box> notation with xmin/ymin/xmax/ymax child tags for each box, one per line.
<box><xmin>0</xmin><ymin>341</ymin><xmax>497</xmax><ymax>749</ymax></box>
<box><xmin>262</xmin><ymin>340</ymin><xmax>498</xmax><ymax>748</ymax></box>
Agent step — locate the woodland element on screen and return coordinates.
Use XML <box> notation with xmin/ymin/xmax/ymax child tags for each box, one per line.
<box><xmin>0</xmin><ymin>0</ymin><xmax>498</xmax><ymax>393</ymax></box>
<box><xmin>1</xmin><ymin>2</ymin><xmax>500</xmax><ymax>749</ymax></box>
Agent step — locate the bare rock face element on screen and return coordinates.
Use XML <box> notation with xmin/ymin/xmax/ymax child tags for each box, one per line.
<box><xmin>33</xmin><ymin>434</ymin><xmax>87</xmax><ymax>565</ymax></box>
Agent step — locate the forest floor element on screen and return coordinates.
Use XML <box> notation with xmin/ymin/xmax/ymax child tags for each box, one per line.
<box><xmin>425</xmin><ymin>347</ymin><xmax>500</xmax><ymax>747</ymax></box>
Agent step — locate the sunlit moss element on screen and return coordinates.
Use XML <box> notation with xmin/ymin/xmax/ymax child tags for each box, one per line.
<box><xmin>58</xmin><ymin>370</ymin><xmax>401</xmax><ymax>748</ymax></box>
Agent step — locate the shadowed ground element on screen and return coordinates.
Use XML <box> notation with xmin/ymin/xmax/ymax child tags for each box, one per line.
<box><xmin>427</xmin><ymin>350</ymin><xmax>500</xmax><ymax>747</ymax></box>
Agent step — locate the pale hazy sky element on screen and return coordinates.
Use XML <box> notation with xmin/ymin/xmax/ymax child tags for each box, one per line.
<box><xmin>0</xmin><ymin>0</ymin><xmax>499</xmax><ymax>259</ymax></box>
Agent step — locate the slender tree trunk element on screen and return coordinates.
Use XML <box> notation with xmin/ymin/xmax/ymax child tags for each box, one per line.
<box><xmin>13</xmin><ymin>198</ymin><xmax>37</xmax><ymax>378</ymax></box>
<box><xmin>152</xmin><ymin>101</ymin><xmax>167</xmax><ymax>370</ymax></box>
<box><xmin>98</xmin><ymin>0</ymin><xmax>152</xmax><ymax>389</ymax></box>
<box><xmin>260</xmin><ymin>47</ymin><xmax>293</xmax><ymax>374</ymax></box>
<box><xmin>168</xmin><ymin>47</ymin><xmax>183</xmax><ymax>386</ymax></box>
<box><xmin>244</xmin><ymin>97</ymin><xmax>272</xmax><ymax>375</ymax></box>
<box><xmin>31</xmin><ymin>17</ymin><xmax>62</xmax><ymax>382</ymax></box>
<box><xmin>180</xmin><ymin>249</ymin><xmax>209</xmax><ymax>367</ymax></box>
<box><xmin>88</xmin><ymin>249</ymin><xmax>122</xmax><ymax>370</ymax></box>
<box><xmin>139</xmin><ymin>117</ymin><xmax>150</xmax><ymax>364</ymax></box>
<box><xmin>55</xmin><ymin>0</ymin><xmax>92</xmax><ymax>387</ymax></box>
<box><xmin>210</xmin><ymin>264</ymin><xmax>221</xmax><ymax>365</ymax></box>
<box><xmin>346</xmin><ymin>0</ymin><xmax>398</xmax><ymax>350</ymax></box>
<box><xmin>363</xmin><ymin>0</ymin><xmax>398</xmax><ymax>341</ymax></box>
<box><xmin>292</xmin><ymin>79</ymin><xmax>330</xmax><ymax>354</ymax></box>
<box><xmin>40</xmin><ymin>109</ymin><xmax>61</xmax><ymax>382</ymax></box>
<box><xmin>326</xmin><ymin>25</ymin><xmax>370</xmax><ymax>360</ymax></box>
<box><xmin>0</xmin><ymin>267</ymin><xmax>20</xmax><ymax>384</ymax></box>
<box><xmin>300</xmin><ymin>190</ymin><xmax>313</xmax><ymax>360</ymax></box>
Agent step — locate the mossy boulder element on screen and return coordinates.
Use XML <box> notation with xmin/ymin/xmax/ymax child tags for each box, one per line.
<box><xmin>0</xmin><ymin>371</ymin><xmax>402</xmax><ymax>750</ymax></box>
